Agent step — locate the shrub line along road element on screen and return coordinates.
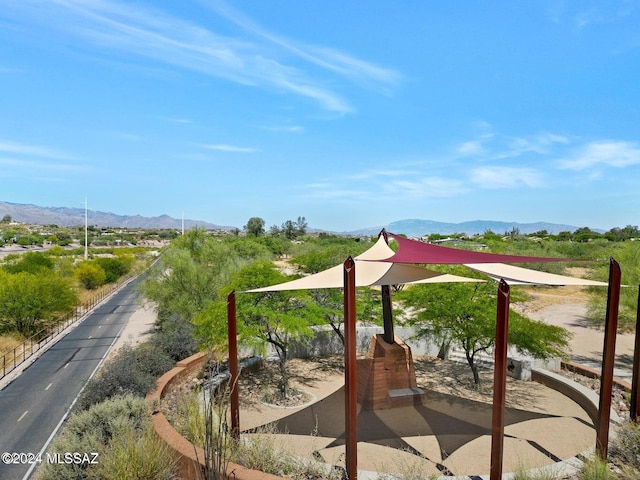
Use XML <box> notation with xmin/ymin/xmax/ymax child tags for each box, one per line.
<box><xmin>0</xmin><ymin>278</ymin><xmax>143</xmax><ymax>480</ymax></box>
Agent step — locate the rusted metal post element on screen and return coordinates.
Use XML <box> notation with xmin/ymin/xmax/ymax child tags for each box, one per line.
<box><xmin>227</xmin><ymin>291</ymin><xmax>240</xmax><ymax>439</ymax></box>
<box><xmin>343</xmin><ymin>257</ymin><xmax>358</xmax><ymax>480</ymax></box>
<box><xmin>632</xmin><ymin>286</ymin><xmax>640</xmax><ymax>422</ymax></box>
<box><xmin>490</xmin><ymin>280</ymin><xmax>510</xmax><ymax>480</ymax></box>
<box><xmin>596</xmin><ymin>259</ymin><xmax>621</xmax><ymax>458</ymax></box>
<box><xmin>381</xmin><ymin>285</ymin><xmax>395</xmax><ymax>344</ymax></box>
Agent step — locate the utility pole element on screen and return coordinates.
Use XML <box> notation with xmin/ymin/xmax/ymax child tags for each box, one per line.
<box><xmin>84</xmin><ymin>198</ymin><xmax>88</xmax><ymax>260</ymax></box>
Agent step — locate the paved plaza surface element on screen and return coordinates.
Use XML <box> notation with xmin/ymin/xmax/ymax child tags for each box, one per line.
<box><xmin>237</xmin><ymin>356</ymin><xmax>595</xmax><ymax>478</ymax></box>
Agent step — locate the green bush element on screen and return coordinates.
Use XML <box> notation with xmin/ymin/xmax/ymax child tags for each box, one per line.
<box><xmin>92</xmin><ymin>424</ymin><xmax>176</xmax><ymax>480</ymax></box>
<box><xmin>579</xmin><ymin>455</ymin><xmax>616</xmax><ymax>480</ymax></box>
<box><xmin>74</xmin><ymin>261</ymin><xmax>107</xmax><ymax>290</ymax></box>
<box><xmin>94</xmin><ymin>256</ymin><xmax>133</xmax><ymax>283</ymax></box>
<box><xmin>78</xmin><ymin>343</ymin><xmax>174</xmax><ymax>410</ymax></box>
<box><xmin>150</xmin><ymin>313</ymin><xmax>198</xmax><ymax>362</ymax></box>
<box><xmin>2</xmin><ymin>251</ymin><xmax>54</xmax><ymax>274</ymax></box>
<box><xmin>35</xmin><ymin>395</ymin><xmax>152</xmax><ymax>480</ymax></box>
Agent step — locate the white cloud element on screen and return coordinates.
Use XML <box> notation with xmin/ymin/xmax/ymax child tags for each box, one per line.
<box><xmin>454</xmin><ymin>130</ymin><xmax>569</xmax><ymax>162</ymax></box>
<box><xmin>0</xmin><ymin>156</ymin><xmax>86</xmax><ymax>172</ymax></box>
<box><xmin>0</xmin><ymin>139</ymin><xmax>71</xmax><ymax>159</ymax></box>
<box><xmin>457</xmin><ymin>141</ymin><xmax>484</xmax><ymax>156</ymax></box>
<box><xmin>558</xmin><ymin>141</ymin><xmax>640</xmax><ymax>170</ymax></box>
<box><xmin>470</xmin><ymin>166</ymin><xmax>545</xmax><ymax>189</ymax></box>
<box><xmin>262</xmin><ymin>125</ymin><xmax>304</xmax><ymax>133</ymax></box>
<box><xmin>201</xmin><ymin>143</ymin><xmax>258</xmax><ymax>153</ymax></box>
<box><xmin>12</xmin><ymin>0</ymin><xmax>398</xmax><ymax>114</ymax></box>
<box><xmin>500</xmin><ymin>132</ymin><xmax>570</xmax><ymax>159</ymax></box>
<box><xmin>349</xmin><ymin>168</ymin><xmax>418</xmax><ymax>181</ymax></box>
<box><xmin>389</xmin><ymin>177</ymin><xmax>466</xmax><ymax>197</ymax></box>
<box><xmin>206</xmin><ymin>0</ymin><xmax>402</xmax><ymax>89</ymax></box>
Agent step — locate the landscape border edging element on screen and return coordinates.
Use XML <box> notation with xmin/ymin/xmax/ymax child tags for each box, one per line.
<box><xmin>147</xmin><ymin>351</ymin><xmax>283</xmax><ymax>480</ymax></box>
<box><xmin>149</xmin><ymin>353</ymin><xmax>615</xmax><ymax>480</ymax></box>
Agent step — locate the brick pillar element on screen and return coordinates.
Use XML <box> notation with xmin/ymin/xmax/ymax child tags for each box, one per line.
<box><xmin>357</xmin><ymin>335</ymin><xmax>424</xmax><ymax>410</ymax></box>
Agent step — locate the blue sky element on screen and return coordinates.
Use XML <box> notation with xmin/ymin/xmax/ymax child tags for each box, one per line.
<box><xmin>1</xmin><ymin>1</ymin><xmax>639</xmax><ymax>232</ymax></box>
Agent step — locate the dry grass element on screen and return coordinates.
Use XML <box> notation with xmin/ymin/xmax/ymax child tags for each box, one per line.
<box><xmin>0</xmin><ymin>333</ymin><xmax>24</xmax><ymax>356</ymax></box>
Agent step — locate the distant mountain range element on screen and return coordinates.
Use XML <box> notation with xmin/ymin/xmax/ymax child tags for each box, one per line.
<box><xmin>1</xmin><ymin>200</ymin><xmax>589</xmax><ymax>236</ymax></box>
<box><xmin>0</xmin><ymin>201</ymin><xmax>230</xmax><ymax>230</ymax></box>
<box><xmin>346</xmin><ymin>219</ymin><xmax>586</xmax><ymax>237</ymax></box>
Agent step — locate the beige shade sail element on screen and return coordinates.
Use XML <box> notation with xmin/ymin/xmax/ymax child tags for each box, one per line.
<box><xmin>244</xmin><ymin>236</ymin><xmax>483</xmax><ymax>293</ymax></box>
<box><xmin>465</xmin><ymin>263</ymin><xmax>609</xmax><ymax>286</ymax></box>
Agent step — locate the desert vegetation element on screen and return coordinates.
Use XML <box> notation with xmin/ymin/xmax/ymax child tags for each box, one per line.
<box><xmin>0</xmin><ymin>246</ymin><xmax>154</xmax><ymax>341</ymax></box>
<box><xmin>4</xmin><ymin>218</ymin><xmax>640</xmax><ymax>478</ymax></box>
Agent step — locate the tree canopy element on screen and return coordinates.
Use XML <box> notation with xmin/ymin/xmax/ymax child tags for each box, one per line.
<box><xmin>195</xmin><ymin>260</ymin><xmax>318</xmax><ymax>397</ymax></box>
<box><xmin>396</xmin><ymin>269</ymin><xmax>571</xmax><ymax>384</ymax></box>
<box><xmin>0</xmin><ymin>270</ymin><xmax>78</xmax><ymax>336</ymax></box>
<box><xmin>244</xmin><ymin>217</ymin><xmax>265</xmax><ymax>237</ymax></box>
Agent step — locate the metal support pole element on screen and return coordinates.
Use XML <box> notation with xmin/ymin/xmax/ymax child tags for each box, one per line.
<box><xmin>490</xmin><ymin>280</ymin><xmax>510</xmax><ymax>480</ymax></box>
<box><xmin>631</xmin><ymin>286</ymin><xmax>640</xmax><ymax>422</ymax></box>
<box><xmin>227</xmin><ymin>291</ymin><xmax>240</xmax><ymax>439</ymax></box>
<box><xmin>596</xmin><ymin>259</ymin><xmax>621</xmax><ymax>458</ymax></box>
<box><xmin>381</xmin><ymin>285</ymin><xmax>394</xmax><ymax>344</ymax></box>
<box><xmin>343</xmin><ymin>257</ymin><xmax>358</xmax><ymax>480</ymax></box>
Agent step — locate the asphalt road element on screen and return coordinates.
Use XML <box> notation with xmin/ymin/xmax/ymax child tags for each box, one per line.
<box><xmin>0</xmin><ymin>278</ymin><xmax>143</xmax><ymax>480</ymax></box>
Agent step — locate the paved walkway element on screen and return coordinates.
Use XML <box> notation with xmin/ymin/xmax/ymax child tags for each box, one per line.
<box><xmin>238</xmin><ymin>358</ymin><xmax>595</xmax><ymax>478</ymax></box>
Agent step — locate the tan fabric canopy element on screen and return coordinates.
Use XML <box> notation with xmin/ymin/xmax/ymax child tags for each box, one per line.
<box><xmin>465</xmin><ymin>263</ymin><xmax>609</xmax><ymax>286</ymax></box>
<box><xmin>244</xmin><ymin>236</ymin><xmax>482</xmax><ymax>293</ymax></box>
<box><xmin>244</xmin><ymin>234</ymin><xmax>606</xmax><ymax>293</ymax></box>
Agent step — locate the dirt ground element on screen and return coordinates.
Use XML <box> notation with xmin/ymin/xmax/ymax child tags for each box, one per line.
<box><xmin>513</xmin><ymin>282</ymin><xmax>636</xmax><ymax>377</ymax></box>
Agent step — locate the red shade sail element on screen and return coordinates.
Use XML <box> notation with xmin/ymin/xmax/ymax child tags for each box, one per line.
<box><xmin>382</xmin><ymin>232</ymin><xmax>577</xmax><ymax>264</ymax></box>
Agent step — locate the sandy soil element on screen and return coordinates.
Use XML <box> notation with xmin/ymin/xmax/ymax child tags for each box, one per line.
<box><xmin>514</xmin><ymin>284</ymin><xmax>636</xmax><ymax>380</ymax></box>
<box><xmin>107</xmin><ymin>299</ymin><xmax>156</xmax><ymax>356</ymax></box>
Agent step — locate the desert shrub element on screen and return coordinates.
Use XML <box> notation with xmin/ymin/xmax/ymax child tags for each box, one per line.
<box><xmin>75</xmin><ymin>261</ymin><xmax>107</xmax><ymax>290</ymax></box>
<box><xmin>2</xmin><ymin>251</ymin><xmax>54</xmax><ymax>274</ymax></box>
<box><xmin>610</xmin><ymin>420</ymin><xmax>640</xmax><ymax>478</ymax></box>
<box><xmin>94</xmin><ymin>256</ymin><xmax>133</xmax><ymax>283</ymax></box>
<box><xmin>511</xmin><ymin>466</ymin><xmax>557</xmax><ymax>480</ymax></box>
<box><xmin>150</xmin><ymin>313</ymin><xmax>198</xmax><ymax>362</ymax></box>
<box><xmin>229</xmin><ymin>424</ymin><xmax>342</xmax><ymax>479</ymax></box>
<box><xmin>35</xmin><ymin>395</ymin><xmax>150</xmax><ymax>480</ymax></box>
<box><xmin>579</xmin><ymin>455</ymin><xmax>616</xmax><ymax>480</ymax></box>
<box><xmin>92</xmin><ymin>424</ymin><xmax>176</xmax><ymax>480</ymax></box>
<box><xmin>78</xmin><ymin>342</ymin><xmax>174</xmax><ymax>410</ymax></box>
<box><xmin>0</xmin><ymin>270</ymin><xmax>77</xmax><ymax>336</ymax></box>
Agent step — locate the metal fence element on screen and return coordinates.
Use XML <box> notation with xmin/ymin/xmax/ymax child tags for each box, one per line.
<box><xmin>1</xmin><ymin>280</ymin><xmax>124</xmax><ymax>381</ymax></box>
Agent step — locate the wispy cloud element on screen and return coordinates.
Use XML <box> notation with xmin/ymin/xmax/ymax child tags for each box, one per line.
<box><xmin>305</xmin><ymin>168</ymin><xmax>466</xmax><ymax>203</ymax></box>
<box><xmin>261</xmin><ymin>125</ymin><xmax>304</xmax><ymax>133</ymax></box>
<box><xmin>457</xmin><ymin>141</ymin><xmax>484</xmax><ymax>156</ymax></box>
<box><xmin>454</xmin><ymin>130</ymin><xmax>570</xmax><ymax>162</ymax></box>
<box><xmin>0</xmin><ymin>139</ymin><xmax>71</xmax><ymax>159</ymax></box>
<box><xmin>0</xmin><ymin>156</ymin><xmax>87</xmax><ymax>173</ymax></box>
<box><xmin>158</xmin><ymin>117</ymin><xmax>192</xmax><ymax>124</ymax></box>
<box><xmin>470</xmin><ymin>166</ymin><xmax>545</xmax><ymax>189</ymax></box>
<box><xmin>0</xmin><ymin>139</ymin><xmax>88</xmax><ymax>175</ymax></box>
<box><xmin>349</xmin><ymin>168</ymin><xmax>419</xmax><ymax>181</ymax></box>
<box><xmin>205</xmin><ymin>0</ymin><xmax>402</xmax><ymax>90</ymax></box>
<box><xmin>505</xmin><ymin>133</ymin><xmax>570</xmax><ymax>156</ymax></box>
<box><xmin>9</xmin><ymin>0</ymin><xmax>399</xmax><ymax>114</ymax></box>
<box><xmin>558</xmin><ymin>140</ymin><xmax>640</xmax><ymax>170</ymax></box>
<box><xmin>389</xmin><ymin>177</ymin><xmax>466</xmax><ymax>197</ymax></box>
<box><xmin>201</xmin><ymin>143</ymin><xmax>258</xmax><ymax>153</ymax></box>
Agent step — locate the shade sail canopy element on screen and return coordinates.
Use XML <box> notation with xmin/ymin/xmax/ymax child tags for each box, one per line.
<box><xmin>465</xmin><ymin>263</ymin><xmax>609</xmax><ymax>286</ymax></box>
<box><xmin>381</xmin><ymin>232</ymin><xmax>579</xmax><ymax>265</ymax></box>
<box><xmin>244</xmin><ymin>236</ymin><xmax>482</xmax><ymax>293</ymax></box>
